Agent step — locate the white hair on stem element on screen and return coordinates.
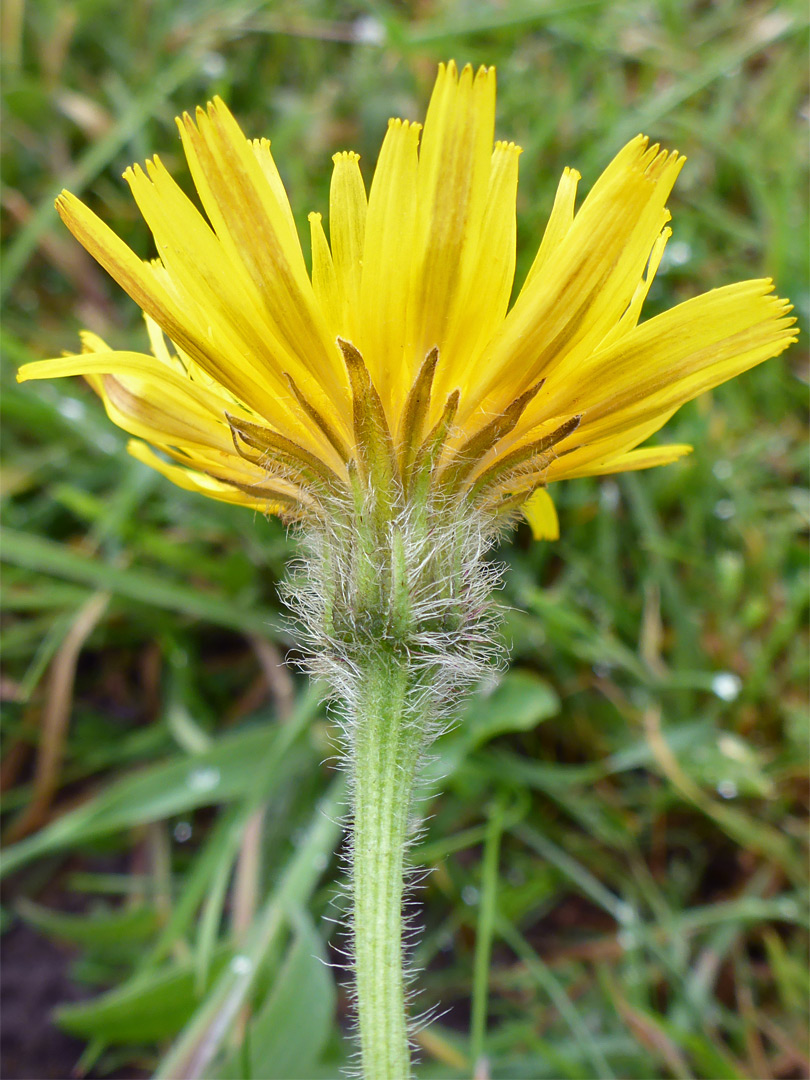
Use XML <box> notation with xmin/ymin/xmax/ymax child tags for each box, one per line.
<box><xmin>280</xmin><ymin>486</ymin><xmax>511</xmax><ymax>1069</ymax></box>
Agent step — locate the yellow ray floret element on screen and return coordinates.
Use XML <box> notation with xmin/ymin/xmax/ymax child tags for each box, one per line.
<box><xmin>17</xmin><ymin>60</ymin><xmax>797</xmax><ymax>536</ymax></box>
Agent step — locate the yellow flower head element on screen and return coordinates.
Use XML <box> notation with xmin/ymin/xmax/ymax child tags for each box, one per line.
<box><xmin>19</xmin><ymin>61</ymin><xmax>796</xmax><ymax>540</ymax></box>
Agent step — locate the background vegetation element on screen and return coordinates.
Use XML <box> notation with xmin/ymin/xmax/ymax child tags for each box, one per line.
<box><xmin>2</xmin><ymin>1</ymin><xmax>808</xmax><ymax>1077</ymax></box>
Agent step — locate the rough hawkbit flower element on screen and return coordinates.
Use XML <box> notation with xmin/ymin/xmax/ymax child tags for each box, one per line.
<box><xmin>18</xmin><ymin>61</ymin><xmax>796</xmax><ymax>541</ymax></box>
<box><xmin>19</xmin><ymin>61</ymin><xmax>796</xmax><ymax>1079</ymax></box>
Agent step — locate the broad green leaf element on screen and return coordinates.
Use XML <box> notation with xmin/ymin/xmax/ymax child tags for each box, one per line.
<box><xmin>679</xmin><ymin>730</ymin><xmax>775</xmax><ymax>798</ymax></box>
<box><xmin>17</xmin><ymin>898</ymin><xmax>159</xmax><ymax>949</ymax></box>
<box><xmin>462</xmin><ymin>671</ymin><xmax>560</xmax><ymax>749</ymax></box>
<box><xmin>56</xmin><ymin>947</ymin><xmax>233</xmax><ymax>1043</ymax></box>
<box><xmin>220</xmin><ymin>911</ymin><xmax>336</xmax><ymax>1079</ymax></box>
<box><xmin>429</xmin><ymin>671</ymin><xmax>560</xmax><ymax>782</ymax></box>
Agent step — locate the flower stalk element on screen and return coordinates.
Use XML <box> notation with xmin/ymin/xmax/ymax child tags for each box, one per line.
<box><xmin>282</xmin><ymin>430</ymin><xmax>506</xmax><ymax>1074</ymax></box>
<box><xmin>351</xmin><ymin>656</ymin><xmax>422</xmax><ymax>1077</ymax></box>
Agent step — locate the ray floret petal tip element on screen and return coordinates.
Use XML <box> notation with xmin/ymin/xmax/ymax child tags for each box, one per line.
<box><xmin>19</xmin><ymin>60</ymin><xmax>797</xmax><ymax>539</ymax></box>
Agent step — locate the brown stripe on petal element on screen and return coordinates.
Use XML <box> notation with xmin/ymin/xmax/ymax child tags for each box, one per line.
<box><xmin>467</xmin><ymin>414</ymin><xmax>582</xmax><ymax>504</ymax></box>
<box><xmin>283</xmin><ymin>371</ymin><xmax>352</xmax><ymax>463</ymax></box>
<box><xmin>189</xmin><ymin>102</ymin><xmax>341</xmax><ymax>399</ymax></box>
<box><xmin>226</xmin><ymin>413</ymin><xmax>343</xmax><ymax>495</ymax></box>
<box><xmin>98</xmin><ymin>374</ymin><xmax>232</xmax><ymax>450</ymax></box>
<box><xmin>55</xmin><ymin>193</ymin><xmax>289</xmax><ymax>427</ymax></box>
<box><xmin>436</xmin><ymin>379</ymin><xmax>545</xmax><ymax>494</ymax></box>
<box><xmin>221</xmin><ymin>476</ymin><xmax>317</xmax><ymax>521</ymax></box>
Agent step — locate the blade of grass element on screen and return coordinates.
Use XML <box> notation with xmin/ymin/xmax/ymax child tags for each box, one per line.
<box><xmin>1</xmin><ymin>687</ymin><xmax>321</xmax><ymax>876</ymax></box>
<box><xmin>470</xmin><ymin>794</ymin><xmax>507</xmax><ymax>1069</ymax></box>
<box><xmin>2</xmin><ymin>47</ymin><xmax>204</xmax><ymax>300</ymax></box>
<box><xmin>0</xmin><ymin>527</ymin><xmax>280</xmax><ymax>638</ymax></box>
<box><xmin>496</xmin><ymin>914</ymin><xmax>616</xmax><ymax>1080</ymax></box>
<box><xmin>4</xmin><ymin>590</ymin><xmax>110</xmax><ymax>843</ymax></box>
<box><xmin>154</xmin><ymin>772</ymin><xmax>346</xmax><ymax>1079</ymax></box>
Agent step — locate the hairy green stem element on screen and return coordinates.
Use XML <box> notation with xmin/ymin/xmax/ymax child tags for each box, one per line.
<box><xmin>351</xmin><ymin>656</ymin><xmax>423</xmax><ymax>1079</ymax></box>
<box><xmin>283</xmin><ymin>492</ymin><xmax>504</xmax><ymax>1075</ymax></box>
